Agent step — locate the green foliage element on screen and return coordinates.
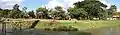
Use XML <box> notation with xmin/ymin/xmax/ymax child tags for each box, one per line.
<box><xmin>36</xmin><ymin>7</ymin><xmax>48</xmax><ymax>13</ymax></box>
<box><xmin>52</xmin><ymin>26</ymin><xmax>78</xmax><ymax>31</ymax></box>
<box><xmin>107</xmin><ymin>5</ymin><xmax>117</xmax><ymax>17</ymax></box>
<box><xmin>49</xmin><ymin>6</ymin><xmax>66</xmax><ymax>20</ymax></box>
<box><xmin>13</xmin><ymin>4</ymin><xmax>20</xmax><ymax>10</ymax></box>
<box><xmin>68</xmin><ymin>8</ymin><xmax>87</xmax><ymax>20</ymax></box>
<box><xmin>28</xmin><ymin>10</ymin><xmax>35</xmax><ymax>18</ymax></box>
<box><xmin>0</xmin><ymin>4</ymin><xmax>28</xmax><ymax>18</ymax></box>
<box><xmin>10</xmin><ymin>4</ymin><xmax>24</xmax><ymax>18</ymax></box>
<box><xmin>21</xmin><ymin>7</ymin><xmax>29</xmax><ymax>18</ymax></box>
<box><xmin>44</xmin><ymin>28</ymin><xmax>51</xmax><ymax>31</ymax></box>
<box><xmin>55</xmin><ymin>6</ymin><xmax>63</xmax><ymax>11</ymax></box>
<box><xmin>0</xmin><ymin>9</ymin><xmax>11</xmax><ymax>18</ymax></box>
<box><xmin>36</xmin><ymin>7</ymin><xmax>49</xmax><ymax>19</ymax></box>
<box><xmin>0</xmin><ymin>0</ymin><xmax>118</xmax><ymax>20</ymax></box>
<box><xmin>68</xmin><ymin>0</ymin><xmax>109</xmax><ymax>20</ymax></box>
<box><xmin>22</xmin><ymin>7</ymin><xmax>27</xmax><ymax>12</ymax></box>
<box><xmin>43</xmin><ymin>25</ymin><xmax>79</xmax><ymax>31</ymax></box>
<box><xmin>109</xmin><ymin>5</ymin><xmax>117</xmax><ymax>12</ymax></box>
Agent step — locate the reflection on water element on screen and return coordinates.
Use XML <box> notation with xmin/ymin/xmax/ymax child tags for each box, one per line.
<box><xmin>0</xmin><ymin>28</ymin><xmax>92</xmax><ymax>35</ymax></box>
<box><xmin>0</xmin><ymin>26</ymin><xmax>120</xmax><ymax>35</ymax></box>
<box><xmin>84</xmin><ymin>26</ymin><xmax>120</xmax><ymax>35</ymax></box>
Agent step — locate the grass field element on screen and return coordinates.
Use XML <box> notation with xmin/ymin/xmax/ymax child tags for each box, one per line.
<box><xmin>35</xmin><ymin>20</ymin><xmax>120</xmax><ymax>30</ymax></box>
<box><xmin>6</xmin><ymin>19</ymin><xmax>120</xmax><ymax>30</ymax></box>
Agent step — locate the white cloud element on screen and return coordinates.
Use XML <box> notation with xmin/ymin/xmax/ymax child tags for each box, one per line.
<box><xmin>99</xmin><ymin>0</ymin><xmax>112</xmax><ymax>9</ymax></box>
<box><xmin>43</xmin><ymin>0</ymin><xmax>64</xmax><ymax>9</ymax></box>
<box><xmin>41</xmin><ymin>0</ymin><xmax>83</xmax><ymax>12</ymax></box>
<box><xmin>117</xmin><ymin>9</ymin><xmax>120</xmax><ymax>12</ymax></box>
<box><xmin>43</xmin><ymin>0</ymin><xmax>120</xmax><ymax>12</ymax></box>
<box><xmin>44</xmin><ymin>0</ymin><xmax>83</xmax><ymax>9</ymax></box>
<box><xmin>0</xmin><ymin>0</ymin><xmax>24</xmax><ymax>9</ymax></box>
<box><xmin>100</xmin><ymin>0</ymin><xmax>120</xmax><ymax>12</ymax></box>
<box><xmin>44</xmin><ymin>0</ymin><xmax>111</xmax><ymax>9</ymax></box>
<box><xmin>63</xmin><ymin>0</ymin><xmax>84</xmax><ymax>8</ymax></box>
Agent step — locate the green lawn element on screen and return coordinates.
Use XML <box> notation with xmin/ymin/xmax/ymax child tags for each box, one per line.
<box><xmin>35</xmin><ymin>20</ymin><xmax>120</xmax><ymax>30</ymax></box>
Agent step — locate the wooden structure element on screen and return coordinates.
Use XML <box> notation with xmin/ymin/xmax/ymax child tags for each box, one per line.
<box><xmin>112</xmin><ymin>12</ymin><xmax>120</xmax><ymax>19</ymax></box>
<box><xmin>0</xmin><ymin>18</ymin><xmax>40</xmax><ymax>35</ymax></box>
<box><xmin>30</xmin><ymin>20</ymin><xmax>39</xmax><ymax>28</ymax></box>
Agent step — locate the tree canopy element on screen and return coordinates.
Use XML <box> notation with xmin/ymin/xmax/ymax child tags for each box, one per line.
<box><xmin>0</xmin><ymin>1</ymin><xmax>118</xmax><ymax>20</ymax></box>
<box><xmin>68</xmin><ymin>0</ymin><xmax>109</xmax><ymax>20</ymax></box>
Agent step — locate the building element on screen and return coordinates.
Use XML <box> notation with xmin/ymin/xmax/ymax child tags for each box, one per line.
<box><xmin>112</xmin><ymin>12</ymin><xmax>120</xmax><ymax>19</ymax></box>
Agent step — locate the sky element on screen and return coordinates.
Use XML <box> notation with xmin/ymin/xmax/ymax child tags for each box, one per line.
<box><xmin>0</xmin><ymin>0</ymin><xmax>120</xmax><ymax>12</ymax></box>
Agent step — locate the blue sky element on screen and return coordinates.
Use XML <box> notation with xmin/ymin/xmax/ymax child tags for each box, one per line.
<box><xmin>21</xmin><ymin>0</ymin><xmax>49</xmax><ymax>11</ymax></box>
<box><xmin>107</xmin><ymin>0</ymin><xmax>120</xmax><ymax>8</ymax></box>
<box><xmin>0</xmin><ymin>0</ymin><xmax>120</xmax><ymax>11</ymax></box>
<box><xmin>21</xmin><ymin>0</ymin><xmax>120</xmax><ymax>11</ymax></box>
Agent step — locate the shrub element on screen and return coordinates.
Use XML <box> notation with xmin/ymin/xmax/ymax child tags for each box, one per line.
<box><xmin>46</xmin><ymin>20</ymin><xmax>60</xmax><ymax>26</ymax></box>
<box><xmin>44</xmin><ymin>28</ymin><xmax>51</xmax><ymax>31</ymax></box>
<box><xmin>52</xmin><ymin>26</ymin><xmax>79</xmax><ymax>31</ymax></box>
<box><xmin>57</xmin><ymin>26</ymin><xmax>68</xmax><ymax>31</ymax></box>
<box><xmin>70</xmin><ymin>28</ymin><xmax>78</xmax><ymax>31</ymax></box>
<box><xmin>52</xmin><ymin>28</ymin><xmax>57</xmax><ymax>31</ymax></box>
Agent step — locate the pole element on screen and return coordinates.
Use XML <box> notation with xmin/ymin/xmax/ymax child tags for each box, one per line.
<box><xmin>2</xmin><ymin>22</ymin><xmax>6</xmax><ymax>35</ymax></box>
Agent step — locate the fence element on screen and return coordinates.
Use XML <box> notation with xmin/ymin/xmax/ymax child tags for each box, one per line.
<box><xmin>0</xmin><ymin>19</ymin><xmax>38</xmax><ymax>35</ymax></box>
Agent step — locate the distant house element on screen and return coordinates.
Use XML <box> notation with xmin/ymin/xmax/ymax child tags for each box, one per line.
<box><xmin>106</xmin><ymin>12</ymin><xmax>120</xmax><ymax>20</ymax></box>
<box><xmin>112</xmin><ymin>12</ymin><xmax>120</xmax><ymax>18</ymax></box>
<box><xmin>112</xmin><ymin>15</ymin><xmax>119</xmax><ymax>18</ymax></box>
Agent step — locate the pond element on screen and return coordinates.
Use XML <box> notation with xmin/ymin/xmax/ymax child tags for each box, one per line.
<box><xmin>84</xmin><ymin>26</ymin><xmax>120</xmax><ymax>35</ymax></box>
<box><xmin>0</xmin><ymin>25</ymin><xmax>120</xmax><ymax>35</ymax></box>
<box><xmin>0</xmin><ymin>22</ymin><xmax>120</xmax><ymax>35</ymax></box>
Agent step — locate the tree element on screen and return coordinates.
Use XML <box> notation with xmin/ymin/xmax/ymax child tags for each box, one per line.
<box><xmin>22</xmin><ymin>7</ymin><xmax>27</xmax><ymax>12</ymax></box>
<box><xmin>0</xmin><ymin>8</ymin><xmax>2</xmax><ymax>10</ymax></box>
<box><xmin>2</xmin><ymin>9</ymin><xmax>11</xmax><ymax>18</ymax></box>
<box><xmin>0</xmin><ymin>8</ymin><xmax>12</xmax><ymax>18</ymax></box>
<box><xmin>72</xmin><ymin>0</ymin><xmax>108</xmax><ymax>20</ymax></box>
<box><xmin>13</xmin><ymin>4</ymin><xmax>20</xmax><ymax>11</ymax></box>
<box><xmin>22</xmin><ymin>7</ymin><xmax>28</xmax><ymax>18</ymax></box>
<box><xmin>68</xmin><ymin>7</ymin><xmax>87</xmax><ymax>20</ymax></box>
<box><xmin>10</xmin><ymin>4</ymin><xmax>22</xmax><ymax>18</ymax></box>
<box><xmin>50</xmin><ymin>6</ymin><xmax>66</xmax><ymax>20</ymax></box>
<box><xmin>0</xmin><ymin>11</ymin><xmax>1</xmax><ymax>17</ymax></box>
<box><xmin>107</xmin><ymin>5</ymin><xmax>117</xmax><ymax>17</ymax></box>
<box><xmin>28</xmin><ymin>10</ymin><xmax>35</xmax><ymax>18</ymax></box>
<box><xmin>109</xmin><ymin>5</ymin><xmax>117</xmax><ymax>12</ymax></box>
<box><xmin>0</xmin><ymin>8</ymin><xmax>3</xmax><ymax>17</ymax></box>
<box><xmin>36</xmin><ymin>7</ymin><xmax>49</xmax><ymax>19</ymax></box>
<box><xmin>55</xmin><ymin>6</ymin><xmax>63</xmax><ymax>11</ymax></box>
